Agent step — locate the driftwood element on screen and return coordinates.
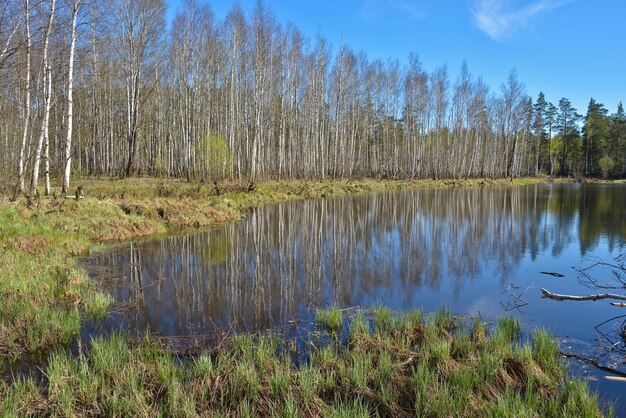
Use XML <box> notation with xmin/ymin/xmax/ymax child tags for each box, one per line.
<box><xmin>541</xmin><ymin>288</ymin><xmax>626</xmax><ymax>302</ymax></box>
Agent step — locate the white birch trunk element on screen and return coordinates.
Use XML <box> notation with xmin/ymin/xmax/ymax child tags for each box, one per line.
<box><xmin>31</xmin><ymin>0</ymin><xmax>56</xmax><ymax>195</ymax></box>
<box><xmin>62</xmin><ymin>0</ymin><xmax>80</xmax><ymax>195</ymax></box>
<box><xmin>17</xmin><ymin>0</ymin><xmax>31</xmax><ymax>194</ymax></box>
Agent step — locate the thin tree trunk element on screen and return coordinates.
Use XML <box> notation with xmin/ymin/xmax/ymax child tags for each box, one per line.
<box><xmin>31</xmin><ymin>0</ymin><xmax>56</xmax><ymax>195</ymax></box>
<box><xmin>62</xmin><ymin>0</ymin><xmax>80</xmax><ymax>195</ymax></box>
<box><xmin>17</xmin><ymin>0</ymin><xmax>31</xmax><ymax>195</ymax></box>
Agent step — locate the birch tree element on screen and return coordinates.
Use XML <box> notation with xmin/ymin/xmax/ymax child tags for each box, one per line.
<box><xmin>113</xmin><ymin>0</ymin><xmax>165</xmax><ymax>177</ymax></box>
<box><xmin>0</xmin><ymin>0</ymin><xmax>21</xmax><ymax>70</ymax></box>
<box><xmin>17</xmin><ymin>0</ymin><xmax>32</xmax><ymax>195</ymax></box>
<box><xmin>31</xmin><ymin>0</ymin><xmax>56</xmax><ymax>196</ymax></box>
<box><xmin>61</xmin><ymin>0</ymin><xmax>81</xmax><ymax>195</ymax></box>
<box><xmin>0</xmin><ymin>0</ymin><xmax>620</xmax><ymax>186</ymax></box>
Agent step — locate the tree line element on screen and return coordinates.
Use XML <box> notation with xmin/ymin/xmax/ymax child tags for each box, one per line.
<box><xmin>1</xmin><ymin>0</ymin><xmax>625</xmax><ymax>196</ymax></box>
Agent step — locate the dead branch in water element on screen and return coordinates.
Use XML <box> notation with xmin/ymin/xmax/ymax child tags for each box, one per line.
<box><xmin>541</xmin><ymin>288</ymin><xmax>626</xmax><ymax>302</ymax></box>
<box><xmin>560</xmin><ymin>351</ymin><xmax>626</xmax><ymax>378</ymax></box>
<box><xmin>501</xmin><ymin>282</ymin><xmax>533</xmax><ymax>311</ymax></box>
<box><xmin>577</xmin><ymin>254</ymin><xmax>626</xmax><ymax>290</ymax></box>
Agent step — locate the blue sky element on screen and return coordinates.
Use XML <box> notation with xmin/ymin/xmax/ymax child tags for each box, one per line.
<box><xmin>168</xmin><ymin>0</ymin><xmax>625</xmax><ymax>115</ymax></box>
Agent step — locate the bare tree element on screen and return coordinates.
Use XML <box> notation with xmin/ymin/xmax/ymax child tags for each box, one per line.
<box><xmin>112</xmin><ymin>0</ymin><xmax>165</xmax><ymax>177</ymax></box>
<box><xmin>0</xmin><ymin>0</ymin><xmax>597</xmax><ymax>188</ymax></box>
<box><xmin>0</xmin><ymin>0</ymin><xmax>21</xmax><ymax>70</ymax></box>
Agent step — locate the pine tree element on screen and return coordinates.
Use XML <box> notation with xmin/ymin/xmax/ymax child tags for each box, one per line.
<box><xmin>556</xmin><ymin>98</ymin><xmax>581</xmax><ymax>176</ymax></box>
<box><xmin>532</xmin><ymin>92</ymin><xmax>548</xmax><ymax>174</ymax></box>
<box><xmin>546</xmin><ymin>102</ymin><xmax>558</xmax><ymax>175</ymax></box>
<box><xmin>609</xmin><ymin>103</ymin><xmax>626</xmax><ymax>175</ymax></box>
<box><xmin>582</xmin><ymin>98</ymin><xmax>609</xmax><ymax>176</ymax></box>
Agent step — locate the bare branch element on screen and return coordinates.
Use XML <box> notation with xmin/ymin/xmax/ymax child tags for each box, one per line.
<box><xmin>541</xmin><ymin>288</ymin><xmax>626</xmax><ymax>302</ymax></box>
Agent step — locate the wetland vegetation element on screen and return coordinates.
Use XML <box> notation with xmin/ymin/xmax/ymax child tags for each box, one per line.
<box><xmin>1</xmin><ymin>178</ymin><xmax>623</xmax><ymax>416</ymax></box>
<box><xmin>0</xmin><ymin>306</ymin><xmax>606</xmax><ymax>417</ymax></box>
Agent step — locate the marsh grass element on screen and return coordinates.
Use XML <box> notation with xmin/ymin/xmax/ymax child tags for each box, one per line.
<box><xmin>0</xmin><ymin>308</ymin><xmax>607</xmax><ymax>417</ymax></box>
<box><xmin>0</xmin><ymin>178</ymin><xmax>463</xmax><ymax>360</ymax></box>
<box><xmin>316</xmin><ymin>306</ymin><xmax>343</xmax><ymax>335</ymax></box>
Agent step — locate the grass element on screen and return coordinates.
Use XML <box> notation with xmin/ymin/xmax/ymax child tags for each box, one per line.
<box><xmin>0</xmin><ymin>309</ymin><xmax>607</xmax><ymax>417</ymax></box>
<box><xmin>316</xmin><ymin>306</ymin><xmax>344</xmax><ymax>335</ymax></box>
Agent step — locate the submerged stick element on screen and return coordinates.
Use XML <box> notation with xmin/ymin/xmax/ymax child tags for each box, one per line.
<box><xmin>541</xmin><ymin>288</ymin><xmax>626</xmax><ymax>302</ymax></box>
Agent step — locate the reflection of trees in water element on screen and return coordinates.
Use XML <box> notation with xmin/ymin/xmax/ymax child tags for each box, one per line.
<box><xmin>91</xmin><ymin>185</ymin><xmax>625</xmax><ymax>335</ymax></box>
<box><xmin>576</xmin><ymin>185</ymin><xmax>626</xmax><ymax>255</ymax></box>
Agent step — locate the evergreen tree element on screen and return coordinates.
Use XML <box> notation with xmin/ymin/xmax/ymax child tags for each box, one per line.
<box><xmin>609</xmin><ymin>103</ymin><xmax>626</xmax><ymax>175</ymax></box>
<box><xmin>582</xmin><ymin>98</ymin><xmax>609</xmax><ymax>176</ymax></box>
<box><xmin>546</xmin><ymin>102</ymin><xmax>558</xmax><ymax>175</ymax></box>
<box><xmin>556</xmin><ymin>98</ymin><xmax>581</xmax><ymax>176</ymax></box>
<box><xmin>532</xmin><ymin>92</ymin><xmax>548</xmax><ymax>173</ymax></box>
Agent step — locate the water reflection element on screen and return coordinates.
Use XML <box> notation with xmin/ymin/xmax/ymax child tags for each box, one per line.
<box><xmin>82</xmin><ymin>183</ymin><xmax>625</xmax><ymax>338</ymax></box>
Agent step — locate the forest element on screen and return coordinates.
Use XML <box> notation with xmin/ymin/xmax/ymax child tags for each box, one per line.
<box><xmin>1</xmin><ymin>0</ymin><xmax>625</xmax><ymax>197</ymax></box>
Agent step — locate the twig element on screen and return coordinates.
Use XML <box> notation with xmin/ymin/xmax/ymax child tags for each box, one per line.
<box><xmin>501</xmin><ymin>282</ymin><xmax>533</xmax><ymax>311</ymax></box>
<box><xmin>576</xmin><ymin>254</ymin><xmax>626</xmax><ymax>290</ymax></box>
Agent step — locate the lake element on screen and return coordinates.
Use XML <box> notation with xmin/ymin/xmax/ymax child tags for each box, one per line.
<box><xmin>83</xmin><ymin>183</ymin><xmax>626</xmax><ymax>412</ymax></box>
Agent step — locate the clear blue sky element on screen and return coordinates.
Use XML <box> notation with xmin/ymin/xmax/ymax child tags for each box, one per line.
<box><xmin>168</xmin><ymin>0</ymin><xmax>625</xmax><ymax>115</ymax></box>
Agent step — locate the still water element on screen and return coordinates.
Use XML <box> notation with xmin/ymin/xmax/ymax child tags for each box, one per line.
<box><xmin>83</xmin><ymin>183</ymin><xmax>626</xmax><ymax>411</ymax></box>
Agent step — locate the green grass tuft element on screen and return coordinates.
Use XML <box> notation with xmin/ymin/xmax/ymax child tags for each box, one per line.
<box><xmin>316</xmin><ymin>306</ymin><xmax>343</xmax><ymax>334</ymax></box>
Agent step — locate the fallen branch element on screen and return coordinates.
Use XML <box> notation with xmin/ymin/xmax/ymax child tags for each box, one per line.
<box><xmin>560</xmin><ymin>351</ymin><xmax>626</xmax><ymax>378</ymax></box>
<box><xmin>501</xmin><ymin>282</ymin><xmax>533</xmax><ymax>311</ymax></box>
<box><xmin>541</xmin><ymin>288</ymin><xmax>626</xmax><ymax>302</ymax></box>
